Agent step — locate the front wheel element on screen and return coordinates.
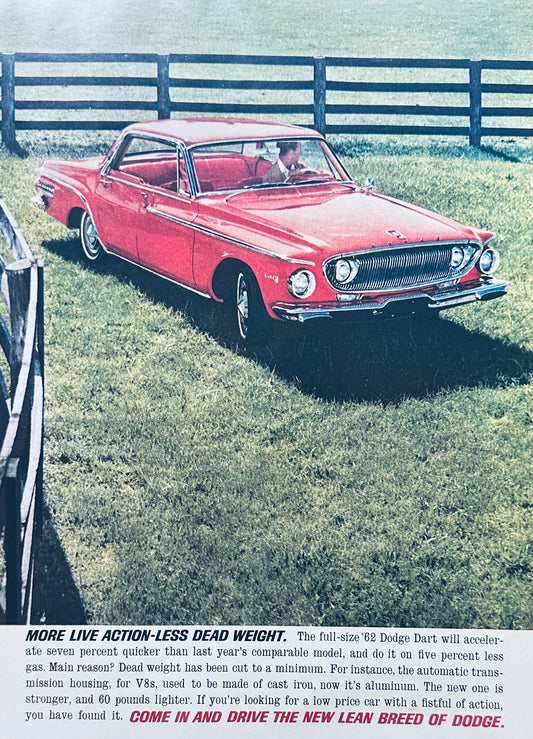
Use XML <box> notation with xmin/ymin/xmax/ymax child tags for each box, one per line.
<box><xmin>80</xmin><ymin>211</ymin><xmax>105</xmax><ymax>263</ymax></box>
<box><xmin>233</xmin><ymin>267</ymin><xmax>271</xmax><ymax>346</ymax></box>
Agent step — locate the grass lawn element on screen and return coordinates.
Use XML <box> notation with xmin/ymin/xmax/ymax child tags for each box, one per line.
<box><xmin>0</xmin><ymin>136</ymin><xmax>531</xmax><ymax>627</ymax></box>
<box><xmin>1</xmin><ymin>0</ymin><xmax>532</xmax><ymax>59</ymax></box>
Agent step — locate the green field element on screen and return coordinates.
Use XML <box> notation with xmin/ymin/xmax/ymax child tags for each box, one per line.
<box><xmin>1</xmin><ymin>0</ymin><xmax>532</xmax><ymax>59</ymax></box>
<box><xmin>0</xmin><ymin>1</ymin><xmax>532</xmax><ymax>627</ymax></box>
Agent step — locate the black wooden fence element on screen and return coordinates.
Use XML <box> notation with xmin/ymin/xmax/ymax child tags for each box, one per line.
<box><xmin>1</xmin><ymin>52</ymin><xmax>532</xmax><ymax>152</ymax></box>
<box><xmin>0</xmin><ymin>199</ymin><xmax>44</xmax><ymax>624</ymax></box>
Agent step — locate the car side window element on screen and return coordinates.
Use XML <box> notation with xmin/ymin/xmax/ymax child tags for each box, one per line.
<box><xmin>112</xmin><ymin>136</ymin><xmax>188</xmax><ymax>194</ymax></box>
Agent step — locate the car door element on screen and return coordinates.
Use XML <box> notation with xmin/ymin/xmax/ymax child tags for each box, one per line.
<box><xmin>92</xmin><ymin>135</ymin><xmax>154</xmax><ymax>261</ymax></box>
<box><xmin>136</xmin><ymin>147</ymin><xmax>198</xmax><ymax>287</ymax></box>
<box><xmin>93</xmin><ymin>171</ymin><xmax>143</xmax><ymax>261</ymax></box>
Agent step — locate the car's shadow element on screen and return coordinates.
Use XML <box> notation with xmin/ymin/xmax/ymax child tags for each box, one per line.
<box><xmin>46</xmin><ymin>236</ymin><xmax>531</xmax><ymax>404</ymax></box>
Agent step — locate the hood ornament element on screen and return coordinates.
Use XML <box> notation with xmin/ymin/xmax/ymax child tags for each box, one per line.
<box><xmin>386</xmin><ymin>229</ymin><xmax>407</xmax><ymax>240</ymax></box>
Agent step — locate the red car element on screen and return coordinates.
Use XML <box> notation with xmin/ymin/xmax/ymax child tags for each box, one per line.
<box><xmin>33</xmin><ymin>118</ymin><xmax>508</xmax><ymax>344</ymax></box>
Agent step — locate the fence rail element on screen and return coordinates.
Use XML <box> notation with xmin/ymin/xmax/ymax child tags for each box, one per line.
<box><xmin>1</xmin><ymin>52</ymin><xmax>532</xmax><ymax>152</ymax></box>
<box><xmin>0</xmin><ymin>199</ymin><xmax>44</xmax><ymax>624</ymax></box>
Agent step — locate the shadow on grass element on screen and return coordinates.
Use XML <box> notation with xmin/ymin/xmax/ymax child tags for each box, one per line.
<box><xmin>46</xmin><ymin>236</ymin><xmax>532</xmax><ymax>404</ymax></box>
<box><xmin>32</xmin><ymin>505</ymin><xmax>87</xmax><ymax>624</ymax></box>
<box><xmin>254</xmin><ymin>319</ymin><xmax>531</xmax><ymax>403</ymax></box>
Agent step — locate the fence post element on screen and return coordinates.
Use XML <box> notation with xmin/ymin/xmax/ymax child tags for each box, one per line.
<box><xmin>157</xmin><ymin>54</ymin><xmax>171</xmax><ymax>120</ymax></box>
<box><xmin>469</xmin><ymin>60</ymin><xmax>482</xmax><ymax>147</ymax></box>
<box><xmin>4</xmin><ymin>458</ymin><xmax>22</xmax><ymax>623</ymax></box>
<box><xmin>313</xmin><ymin>56</ymin><xmax>327</xmax><ymax>136</ymax></box>
<box><xmin>1</xmin><ymin>53</ymin><xmax>17</xmax><ymax>152</ymax></box>
<box><xmin>7</xmin><ymin>260</ymin><xmax>33</xmax><ymax>488</ymax></box>
<box><xmin>7</xmin><ymin>260</ymin><xmax>31</xmax><ymax>397</ymax></box>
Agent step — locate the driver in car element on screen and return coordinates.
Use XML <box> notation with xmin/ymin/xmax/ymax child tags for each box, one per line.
<box><xmin>263</xmin><ymin>141</ymin><xmax>304</xmax><ymax>183</ymax></box>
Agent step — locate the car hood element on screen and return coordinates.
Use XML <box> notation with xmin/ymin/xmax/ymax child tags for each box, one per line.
<box><xmin>225</xmin><ymin>185</ymin><xmax>481</xmax><ymax>253</ymax></box>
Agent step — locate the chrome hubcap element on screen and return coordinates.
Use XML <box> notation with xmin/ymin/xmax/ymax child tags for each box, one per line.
<box><xmin>83</xmin><ymin>216</ymin><xmax>100</xmax><ymax>257</ymax></box>
<box><xmin>237</xmin><ymin>274</ymin><xmax>249</xmax><ymax>337</ymax></box>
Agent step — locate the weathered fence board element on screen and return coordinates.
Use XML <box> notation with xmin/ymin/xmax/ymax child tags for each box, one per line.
<box><xmin>1</xmin><ymin>52</ymin><xmax>532</xmax><ymax>152</ymax></box>
<box><xmin>0</xmin><ymin>199</ymin><xmax>44</xmax><ymax>625</ymax></box>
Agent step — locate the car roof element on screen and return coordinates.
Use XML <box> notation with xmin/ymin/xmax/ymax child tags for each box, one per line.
<box><xmin>123</xmin><ymin>117</ymin><xmax>323</xmax><ymax>146</ymax></box>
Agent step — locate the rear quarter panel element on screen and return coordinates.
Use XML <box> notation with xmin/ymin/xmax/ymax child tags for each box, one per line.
<box><xmin>37</xmin><ymin>158</ymin><xmax>104</xmax><ymax>228</ymax></box>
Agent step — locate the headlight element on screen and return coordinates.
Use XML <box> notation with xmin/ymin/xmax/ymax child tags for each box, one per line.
<box><xmin>287</xmin><ymin>270</ymin><xmax>316</xmax><ymax>299</ymax></box>
<box><xmin>479</xmin><ymin>247</ymin><xmax>501</xmax><ymax>275</ymax></box>
<box><xmin>450</xmin><ymin>245</ymin><xmax>476</xmax><ymax>271</ymax></box>
<box><xmin>450</xmin><ymin>246</ymin><xmax>465</xmax><ymax>269</ymax></box>
<box><xmin>335</xmin><ymin>258</ymin><xmax>360</xmax><ymax>283</ymax></box>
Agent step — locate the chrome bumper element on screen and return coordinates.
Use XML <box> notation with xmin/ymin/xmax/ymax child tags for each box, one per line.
<box><xmin>272</xmin><ymin>279</ymin><xmax>509</xmax><ymax>323</ymax></box>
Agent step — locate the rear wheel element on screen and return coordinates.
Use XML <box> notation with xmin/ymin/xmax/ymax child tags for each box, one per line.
<box><xmin>80</xmin><ymin>211</ymin><xmax>105</xmax><ymax>263</ymax></box>
<box><xmin>233</xmin><ymin>266</ymin><xmax>271</xmax><ymax>346</ymax></box>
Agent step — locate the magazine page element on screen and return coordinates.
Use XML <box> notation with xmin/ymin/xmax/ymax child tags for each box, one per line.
<box><xmin>1</xmin><ymin>1</ymin><xmax>531</xmax><ymax>737</ymax></box>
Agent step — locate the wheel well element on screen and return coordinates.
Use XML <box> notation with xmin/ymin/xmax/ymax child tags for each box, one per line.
<box><xmin>67</xmin><ymin>207</ymin><xmax>85</xmax><ymax>229</ymax></box>
<box><xmin>212</xmin><ymin>258</ymin><xmax>255</xmax><ymax>302</ymax></box>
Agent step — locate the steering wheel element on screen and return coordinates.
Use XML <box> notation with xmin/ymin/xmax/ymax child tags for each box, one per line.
<box><xmin>288</xmin><ymin>168</ymin><xmax>333</xmax><ymax>184</ymax></box>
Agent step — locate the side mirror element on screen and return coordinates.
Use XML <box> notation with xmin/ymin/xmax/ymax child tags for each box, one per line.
<box><xmin>364</xmin><ymin>176</ymin><xmax>375</xmax><ymax>191</ymax></box>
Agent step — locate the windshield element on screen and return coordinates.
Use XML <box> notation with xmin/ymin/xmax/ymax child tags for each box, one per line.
<box><xmin>189</xmin><ymin>138</ymin><xmax>349</xmax><ymax>194</ymax></box>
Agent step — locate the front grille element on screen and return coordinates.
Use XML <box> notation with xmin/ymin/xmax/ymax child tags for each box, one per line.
<box><xmin>324</xmin><ymin>242</ymin><xmax>481</xmax><ymax>293</ymax></box>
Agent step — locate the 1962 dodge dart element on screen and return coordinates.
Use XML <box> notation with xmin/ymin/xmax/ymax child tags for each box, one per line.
<box><xmin>33</xmin><ymin>118</ymin><xmax>508</xmax><ymax>344</ymax></box>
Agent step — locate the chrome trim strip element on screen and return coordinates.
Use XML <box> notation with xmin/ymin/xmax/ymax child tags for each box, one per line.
<box><xmin>37</xmin><ymin>181</ymin><xmax>55</xmax><ymax>197</ymax></box>
<box><xmin>145</xmin><ymin>206</ymin><xmax>315</xmax><ymax>266</ymax></box>
<box><xmin>323</xmin><ymin>238</ymin><xmax>483</xmax><ymax>262</ymax></box>
<box><xmin>101</xmin><ymin>250</ymin><xmax>213</xmax><ymax>300</ymax></box>
<box><xmin>272</xmin><ymin>279</ymin><xmax>509</xmax><ymax>322</ymax></box>
<box><xmin>39</xmin><ymin>173</ymin><xmax>91</xmax><ymax>212</ymax></box>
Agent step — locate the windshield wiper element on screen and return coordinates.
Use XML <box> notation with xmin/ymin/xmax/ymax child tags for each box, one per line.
<box><xmin>225</xmin><ymin>181</ymin><xmax>291</xmax><ymax>202</ymax></box>
<box><xmin>243</xmin><ymin>181</ymin><xmax>292</xmax><ymax>189</ymax></box>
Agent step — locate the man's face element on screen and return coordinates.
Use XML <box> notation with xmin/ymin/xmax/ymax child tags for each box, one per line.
<box><xmin>283</xmin><ymin>143</ymin><xmax>301</xmax><ymax>167</ymax></box>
